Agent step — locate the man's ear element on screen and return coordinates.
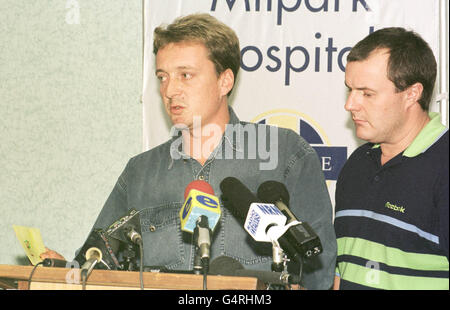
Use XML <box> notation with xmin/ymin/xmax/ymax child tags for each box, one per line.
<box><xmin>219</xmin><ymin>68</ymin><xmax>234</xmax><ymax>97</ymax></box>
<box><xmin>404</xmin><ymin>82</ymin><xmax>424</xmax><ymax>109</ymax></box>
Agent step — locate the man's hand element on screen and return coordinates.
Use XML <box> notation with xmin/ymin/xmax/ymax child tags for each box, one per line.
<box><xmin>40</xmin><ymin>247</ymin><xmax>66</xmax><ymax>261</ymax></box>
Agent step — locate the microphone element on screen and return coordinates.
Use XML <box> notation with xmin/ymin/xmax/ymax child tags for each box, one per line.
<box><xmin>80</xmin><ymin>247</ymin><xmax>102</xmax><ymax>280</ymax></box>
<box><xmin>220</xmin><ymin>177</ymin><xmax>287</xmax><ymax>243</ymax></box>
<box><xmin>179</xmin><ymin>180</ymin><xmax>221</xmax><ymax>275</ymax></box>
<box><xmin>257</xmin><ymin>180</ymin><xmax>296</xmax><ymax>223</ymax></box>
<box><xmin>179</xmin><ymin>180</ymin><xmax>221</xmax><ymax>233</ymax></box>
<box><xmin>184</xmin><ymin>179</ymin><xmax>215</xmax><ymax>198</ymax></box>
<box><xmin>106</xmin><ymin>209</ymin><xmax>142</xmax><ymax>245</ymax></box>
<box><xmin>42</xmin><ymin>258</ymin><xmax>68</xmax><ymax>268</ymax></box>
<box><xmin>74</xmin><ymin>229</ymin><xmax>122</xmax><ymax>271</ymax></box>
<box><xmin>257</xmin><ymin>181</ymin><xmax>323</xmax><ymax>260</ymax></box>
<box><xmin>194</xmin><ymin>215</ymin><xmax>212</xmax><ymax>261</ymax></box>
<box><xmin>209</xmin><ymin>256</ymin><xmax>300</xmax><ymax>285</ymax></box>
<box><xmin>220</xmin><ymin>177</ymin><xmax>321</xmax><ymax>265</ymax></box>
<box><xmin>219</xmin><ymin>176</ymin><xmax>261</xmax><ymax>221</ymax></box>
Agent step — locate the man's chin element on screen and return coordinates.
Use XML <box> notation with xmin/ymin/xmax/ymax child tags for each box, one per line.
<box><xmin>355</xmin><ymin>129</ymin><xmax>372</xmax><ymax>142</ymax></box>
<box><xmin>172</xmin><ymin>122</ymin><xmax>190</xmax><ymax>130</ymax></box>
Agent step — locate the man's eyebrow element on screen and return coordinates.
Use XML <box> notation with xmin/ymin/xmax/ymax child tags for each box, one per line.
<box><xmin>155</xmin><ymin>66</ymin><xmax>196</xmax><ymax>74</ymax></box>
<box><xmin>344</xmin><ymin>82</ymin><xmax>376</xmax><ymax>92</ymax></box>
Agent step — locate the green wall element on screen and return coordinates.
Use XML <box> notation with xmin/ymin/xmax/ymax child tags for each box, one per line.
<box><xmin>0</xmin><ymin>0</ymin><xmax>142</xmax><ymax>265</ymax></box>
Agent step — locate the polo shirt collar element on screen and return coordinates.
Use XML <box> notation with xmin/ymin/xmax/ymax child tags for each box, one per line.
<box><xmin>371</xmin><ymin>112</ymin><xmax>448</xmax><ymax>158</ymax></box>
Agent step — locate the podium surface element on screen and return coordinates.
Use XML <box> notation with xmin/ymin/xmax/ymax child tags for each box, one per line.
<box><xmin>0</xmin><ymin>264</ymin><xmax>264</xmax><ymax>290</ymax></box>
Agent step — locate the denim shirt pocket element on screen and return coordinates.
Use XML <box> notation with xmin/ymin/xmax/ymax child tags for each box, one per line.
<box><xmin>139</xmin><ymin>202</ymin><xmax>186</xmax><ymax>269</ymax></box>
<box><xmin>221</xmin><ymin>210</ymin><xmax>272</xmax><ymax>266</ymax></box>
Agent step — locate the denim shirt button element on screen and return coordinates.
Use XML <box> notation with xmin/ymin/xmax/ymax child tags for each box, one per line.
<box><xmin>149</xmin><ymin>225</ymin><xmax>156</xmax><ymax>232</ymax></box>
<box><xmin>198</xmin><ymin>175</ymin><xmax>204</xmax><ymax>180</ymax></box>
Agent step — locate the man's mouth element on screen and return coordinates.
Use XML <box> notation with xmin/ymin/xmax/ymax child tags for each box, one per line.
<box><xmin>170</xmin><ymin>105</ymin><xmax>185</xmax><ymax>114</ymax></box>
<box><xmin>352</xmin><ymin>115</ymin><xmax>366</xmax><ymax>123</ymax></box>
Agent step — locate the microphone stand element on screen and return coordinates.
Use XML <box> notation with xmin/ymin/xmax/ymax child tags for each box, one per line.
<box><xmin>271</xmin><ymin>242</ymin><xmax>285</xmax><ymax>272</ymax></box>
<box><xmin>193</xmin><ymin>215</ymin><xmax>211</xmax><ymax>290</ymax></box>
<box><xmin>193</xmin><ymin>252</ymin><xmax>203</xmax><ymax>275</ymax></box>
<box><xmin>271</xmin><ymin>241</ymin><xmax>304</xmax><ymax>290</ymax></box>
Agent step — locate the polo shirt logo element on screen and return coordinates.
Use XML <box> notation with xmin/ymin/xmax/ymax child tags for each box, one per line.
<box><xmin>385</xmin><ymin>201</ymin><xmax>406</xmax><ymax>213</ymax></box>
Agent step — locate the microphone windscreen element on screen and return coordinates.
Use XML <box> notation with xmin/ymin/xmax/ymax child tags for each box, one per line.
<box><xmin>209</xmin><ymin>256</ymin><xmax>244</xmax><ymax>275</ymax></box>
<box><xmin>210</xmin><ymin>256</ymin><xmax>300</xmax><ymax>285</ymax></box>
<box><xmin>180</xmin><ymin>181</ymin><xmax>221</xmax><ymax>233</ymax></box>
<box><xmin>184</xmin><ymin>180</ymin><xmax>215</xmax><ymax>199</ymax></box>
<box><xmin>219</xmin><ymin>177</ymin><xmax>260</xmax><ymax>218</ymax></box>
<box><xmin>257</xmin><ymin>180</ymin><xmax>290</xmax><ymax>204</ymax></box>
<box><xmin>73</xmin><ymin>229</ymin><xmax>121</xmax><ymax>270</ymax></box>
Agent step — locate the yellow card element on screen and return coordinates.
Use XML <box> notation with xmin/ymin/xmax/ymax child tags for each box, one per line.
<box><xmin>13</xmin><ymin>225</ymin><xmax>47</xmax><ymax>265</ymax></box>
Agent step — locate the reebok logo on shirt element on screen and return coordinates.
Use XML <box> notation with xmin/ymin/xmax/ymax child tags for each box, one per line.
<box><xmin>385</xmin><ymin>202</ymin><xmax>406</xmax><ymax>213</ymax></box>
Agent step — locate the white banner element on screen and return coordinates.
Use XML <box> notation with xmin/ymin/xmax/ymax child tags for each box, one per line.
<box><xmin>142</xmin><ymin>0</ymin><xmax>441</xmax><ymax>205</ymax></box>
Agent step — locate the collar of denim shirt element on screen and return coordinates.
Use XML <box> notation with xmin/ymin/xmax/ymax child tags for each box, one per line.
<box><xmin>167</xmin><ymin>105</ymin><xmax>243</xmax><ymax>169</ymax></box>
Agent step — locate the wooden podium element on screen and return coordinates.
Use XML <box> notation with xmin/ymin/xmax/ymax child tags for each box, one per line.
<box><xmin>0</xmin><ymin>264</ymin><xmax>265</xmax><ymax>290</ymax></box>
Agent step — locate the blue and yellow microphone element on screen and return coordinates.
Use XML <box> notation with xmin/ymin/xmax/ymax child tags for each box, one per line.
<box><xmin>180</xmin><ymin>180</ymin><xmax>221</xmax><ymax>273</ymax></box>
<box><xmin>180</xmin><ymin>180</ymin><xmax>221</xmax><ymax>233</ymax></box>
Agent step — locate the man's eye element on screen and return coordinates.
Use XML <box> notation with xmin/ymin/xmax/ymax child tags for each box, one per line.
<box><xmin>182</xmin><ymin>73</ymin><xmax>192</xmax><ymax>79</ymax></box>
<box><xmin>157</xmin><ymin>75</ymin><xmax>166</xmax><ymax>82</ymax></box>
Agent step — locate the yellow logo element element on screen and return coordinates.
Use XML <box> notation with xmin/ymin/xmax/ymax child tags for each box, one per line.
<box><xmin>250</xmin><ymin>109</ymin><xmax>347</xmax><ymax>182</ymax></box>
<box><xmin>251</xmin><ymin>109</ymin><xmax>331</xmax><ymax>145</ymax></box>
<box><xmin>385</xmin><ymin>202</ymin><xmax>406</xmax><ymax>213</ymax></box>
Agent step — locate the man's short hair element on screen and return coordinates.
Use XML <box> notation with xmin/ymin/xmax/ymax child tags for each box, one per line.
<box><xmin>153</xmin><ymin>13</ymin><xmax>240</xmax><ymax>96</ymax></box>
<box><xmin>347</xmin><ymin>27</ymin><xmax>437</xmax><ymax>111</ymax></box>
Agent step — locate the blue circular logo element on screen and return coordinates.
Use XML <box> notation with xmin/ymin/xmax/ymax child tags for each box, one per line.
<box><xmin>196</xmin><ymin>195</ymin><xmax>218</xmax><ymax>208</ymax></box>
<box><xmin>182</xmin><ymin>197</ymin><xmax>193</xmax><ymax>219</ymax></box>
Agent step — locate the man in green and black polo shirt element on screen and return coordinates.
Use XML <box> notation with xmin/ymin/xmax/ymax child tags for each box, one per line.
<box><xmin>334</xmin><ymin>27</ymin><xmax>449</xmax><ymax>289</ymax></box>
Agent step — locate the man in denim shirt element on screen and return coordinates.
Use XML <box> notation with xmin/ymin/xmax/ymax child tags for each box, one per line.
<box><xmin>43</xmin><ymin>13</ymin><xmax>336</xmax><ymax>289</ymax></box>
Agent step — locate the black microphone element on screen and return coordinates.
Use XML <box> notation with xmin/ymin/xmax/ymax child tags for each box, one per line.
<box><xmin>43</xmin><ymin>258</ymin><xmax>68</xmax><ymax>268</ymax></box>
<box><xmin>221</xmin><ymin>177</ymin><xmax>322</xmax><ymax>262</ymax></box>
<box><xmin>73</xmin><ymin>229</ymin><xmax>122</xmax><ymax>271</ymax></box>
<box><xmin>220</xmin><ymin>177</ymin><xmax>298</xmax><ymax>273</ymax></box>
<box><xmin>219</xmin><ymin>177</ymin><xmax>260</xmax><ymax>220</ymax></box>
<box><xmin>220</xmin><ymin>177</ymin><xmax>260</xmax><ymax>207</ymax></box>
<box><xmin>221</xmin><ymin>177</ymin><xmax>289</xmax><ymax>244</ymax></box>
<box><xmin>209</xmin><ymin>256</ymin><xmax>300</xmax><ymax>285</ymax></box>
<box><xmin>257</xmin><ymin>180</ymin><xmax>296</xmax><ymax>223</ymax></box>
<box><xmin>106</xmin><ymin>209</ymin><xmax>142</xmax><ymax>245</ymax></box>
<box><xmin>257</xmin><ymin>180</ymin><xmax>323</xmax><ymax>260</ymax></box>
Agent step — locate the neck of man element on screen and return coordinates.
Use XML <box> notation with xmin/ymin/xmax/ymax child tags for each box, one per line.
<box><xmin>380</xmin><ymin>107</ymin><xmax>430</xmax><ymax>165</ymax></box>
<box><xmin>183</xmin><ymin>103</ymin><xmax>230</xmax><ymax>166</ymax></box>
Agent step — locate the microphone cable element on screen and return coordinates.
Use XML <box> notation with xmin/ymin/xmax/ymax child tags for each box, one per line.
<box><xmin>81</xmin><ymin>266</ymin><xmax>92</xmax><ymax>290</ymax></box>
<box><xmin>27</xmin><ymin>261</ymin><xmax>44</xmax><ymax>290</ymax></box>
<box><xmin>294</xmin><ymin>256</ymin><xmax>304</xmax><ymax>290</ymax></box>
<box><xmin>138</xmin><ymin>238</ymin><xmax>144</xmax><ymax>290</ymax></box>
<box><xmin>81</xmin><ymin>271</ymin><xmax>87</xmax><ymax>290</ymax></box>
<box><xmin>202</xmin><ymin>257</ymin><xmax>209</xmax><ymax>290</ymax></box>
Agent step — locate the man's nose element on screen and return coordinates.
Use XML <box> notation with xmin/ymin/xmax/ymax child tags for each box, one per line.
<box><xmin>344</xmin><ymin>91</ymin><xmax>358</xmax><ymax>112</ymax></box>
<box><xmin>164</xmin><ymin>77</ymin><xmax>181</xmax><ymax>99</ymax></box>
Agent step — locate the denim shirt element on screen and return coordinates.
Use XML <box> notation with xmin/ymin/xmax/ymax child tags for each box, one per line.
<box><xmin>86</xmin><ymin>107</ymin><xmax>337</xmax><ymax>289</ymax></box>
